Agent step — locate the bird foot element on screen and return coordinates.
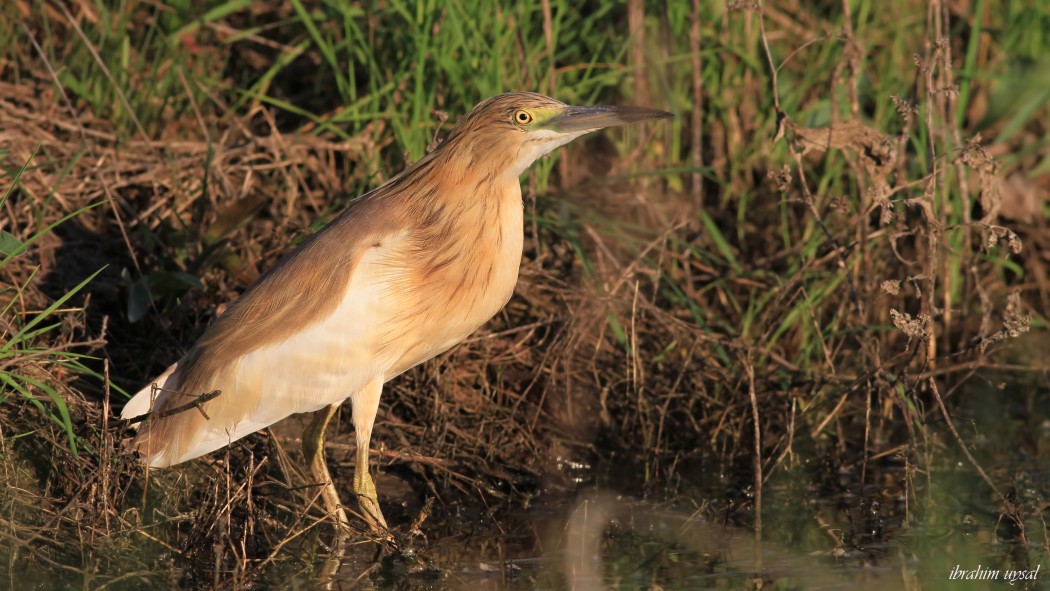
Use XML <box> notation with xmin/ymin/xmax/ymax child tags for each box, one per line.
<box><xmin>356</xmin><ymin>493</ymin><xmax>390</xmax><ymax>535</ymax></box>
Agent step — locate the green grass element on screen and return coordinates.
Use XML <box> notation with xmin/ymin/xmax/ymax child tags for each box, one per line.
<box><xmin>0</xmin><ymin>153</ymin><xmax>108</xmax><ymax>458</ymax></box>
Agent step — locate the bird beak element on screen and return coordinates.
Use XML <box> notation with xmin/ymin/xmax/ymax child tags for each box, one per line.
<box><xmin>544</xmin><ymin>104</ymin><xmax>673</xmax><ymax>134</ymax></box>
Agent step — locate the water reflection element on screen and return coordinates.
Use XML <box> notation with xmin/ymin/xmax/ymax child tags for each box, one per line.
<box><xmin>318</xmin><ymin>485</ymin><xmax>1044</xmax><ymax>591</ymax></box>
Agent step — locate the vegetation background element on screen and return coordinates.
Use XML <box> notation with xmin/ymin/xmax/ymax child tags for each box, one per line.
<box><xmin>0</xmin><ymin>0</ymin><xmax>1047</xmax><ymax>589</ymax></box>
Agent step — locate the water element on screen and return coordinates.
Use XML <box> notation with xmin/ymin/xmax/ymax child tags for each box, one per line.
<box><xmin>1</xmin><ymin>377</ymin><xmax>1046</xmax><ymax>590</ymax></box>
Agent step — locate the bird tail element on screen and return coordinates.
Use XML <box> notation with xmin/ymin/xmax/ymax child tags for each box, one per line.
<box><xmin>121</xmin><ymin>362</ymin><xmax>179</xmax><ymax>425</ymax></box>
<box><xmin>119</xmin><ymin>358</ymin><xmax>275</xmax><ymax>468</ymax></box>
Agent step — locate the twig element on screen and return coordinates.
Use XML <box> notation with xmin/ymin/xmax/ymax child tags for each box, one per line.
<box><xmin>745</xmin><ymin>355</ymin><xmax>762</xmax><ymax>574</ymax></box>
<box><xmin>926</xmin><ymin>377</ymin><xmax>1003</xmax><ymax>501</ymax></box>
<box><xmin>123</xmin><ymin>389</ymin><xmax>221</xmax><ymax>425</ymax></box>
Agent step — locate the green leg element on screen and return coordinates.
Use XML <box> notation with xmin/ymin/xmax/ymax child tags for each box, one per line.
<box><xmin>352</xmin><ymin>378</ymin><xmax>388</xmax><ymax>531</ymax></box>
<box><xmin>303</xmin><ymin>403</ymin><xmax>351</xmax><ymax>542</ymax></box>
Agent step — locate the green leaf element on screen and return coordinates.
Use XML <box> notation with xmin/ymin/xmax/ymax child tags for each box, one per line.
<box><xmin>128</xmin><ymin>276</ymin><xmax>152</xmax><ymax>323</ymax></box>
<box><xmin>149</xmin><ymin>270</ymin><xmax>204</xmax><ymax>295</ymax></box>
<box><xmin>0</xmin><ymin>231</ymin><xmax>26</xmax><ymax>256</ymax></box>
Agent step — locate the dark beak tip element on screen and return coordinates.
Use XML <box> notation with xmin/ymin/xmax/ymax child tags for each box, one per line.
<box><xmin>625</xmin><ymin>106</ymin><xmax>674</xmax><ymax>122</ymax></box>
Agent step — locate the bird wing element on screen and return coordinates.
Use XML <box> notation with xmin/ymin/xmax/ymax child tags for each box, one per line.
<box><xmin>122</xmin><ymin>194</ymin><xmax>412</xmax><ymax>467</ymax></box>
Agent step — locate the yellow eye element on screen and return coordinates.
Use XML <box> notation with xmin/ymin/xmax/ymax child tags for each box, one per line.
<box><xmin>513</xmin><ymin>109</ymin><xmax>533</xmax><ymax>125</ymax></box>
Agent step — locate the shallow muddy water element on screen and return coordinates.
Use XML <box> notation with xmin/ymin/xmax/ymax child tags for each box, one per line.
<box><xmin>311</xmin><ymin>468</ymin><xmax>1045</xmax><ymax>590</ymax></box>
<box><xmin>3</xmin><ymin>376</ymin><xmax>1047</xmax><ymax>590</ymax></box>
<box><xmin>293</xmin><ymin>379</ymin><xmax>1048</xmax><ymax>591</ymax></box>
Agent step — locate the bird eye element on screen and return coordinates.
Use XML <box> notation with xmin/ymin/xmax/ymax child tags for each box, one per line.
<box><xmin>513</xmin><ymin>110</ymin><xmax>533</xmax><ymax>125</ymax></box>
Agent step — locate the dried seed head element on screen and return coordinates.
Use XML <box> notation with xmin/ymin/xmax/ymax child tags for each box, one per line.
<box><xmin>869</xmin><ymin>186</ymin><xmax>893</xmax><ymax>225</ymax></box>
<box><xmin>890</xmin><ymin>309</ymin><xmax>930</xmax><ymax>342</ymax></box>
<box><xmin>891</xmin><ymin>95</ymin><xmax>917</xmax><ymax>124</ymax></box>
<box><xmin>978</xmin><ymin>291</ymin><xmax>1031</xmax><ymax>354</ymax></box>
<box><xmin>767</xmin><ymin>164</ymin><xmax>793</xmax><ymax>194</ymax></box>
<box><xmin>829</xmin><ymin>196</ymin><xmax>851</xmax><ymax>214</ymax></box>
<box><xmin>1003</xmin><ymin>291</ymin><xmax>1031</xmax><ymax>338</ymax></box>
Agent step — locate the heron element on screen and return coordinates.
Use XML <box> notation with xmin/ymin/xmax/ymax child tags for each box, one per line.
<box><xmin>121</xmin><ymin>92</ymin><xmax>671</xmax><ymax>534</ymax></box>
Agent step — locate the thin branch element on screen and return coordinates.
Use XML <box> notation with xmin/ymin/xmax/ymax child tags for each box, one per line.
<box><xmin>122</xmin><ymin>389</ymin><xmax>222</xmax><ymax>425</ymax></box>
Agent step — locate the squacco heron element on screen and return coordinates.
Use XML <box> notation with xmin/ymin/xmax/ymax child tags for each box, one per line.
<box><xmin>121</xmin><ymin>92</ymin><xmax>670</xmax><ymax>533</ymax></box>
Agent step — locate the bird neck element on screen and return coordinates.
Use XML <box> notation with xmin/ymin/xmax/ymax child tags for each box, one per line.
<box><xmin>405</xmin><ymin>145</ymin><xmax>521</xmax><ymax>209</ymax></box>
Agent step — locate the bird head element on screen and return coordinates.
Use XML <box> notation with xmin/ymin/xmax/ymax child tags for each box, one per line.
<box><xmin>443</xmin><ymin>92</ymin><xmax>672</xmax><ymax>178</ymax></box>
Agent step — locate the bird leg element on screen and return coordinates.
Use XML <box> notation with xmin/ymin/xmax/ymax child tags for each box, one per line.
<box><xmin>352</xmin><ymin>378</ymin><xmax>389</xmax><ymax>531</ymax></box>
<box><xmin>303</xmin><ymin>403</ymin><xmax>351</xmax><ymax>544</ymax></box>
